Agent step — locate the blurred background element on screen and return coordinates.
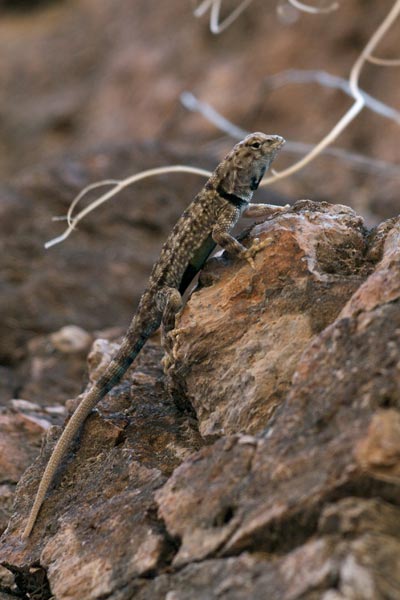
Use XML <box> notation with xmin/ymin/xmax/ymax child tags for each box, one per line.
<box><xmin>1</xmin><ymin>0</ymin><xmax>399</xmax><ymax>405</ymax></box>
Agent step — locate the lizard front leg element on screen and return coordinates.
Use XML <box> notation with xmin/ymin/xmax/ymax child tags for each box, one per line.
<box><xmin>212</xmin><ymin>215</ymin><xmax>272</xmax><ymax>270</ymax></box>
<box><xmin>243</xmin><ymin>202</ymin><xmax>290</xmax><ymax>218</ymax></box>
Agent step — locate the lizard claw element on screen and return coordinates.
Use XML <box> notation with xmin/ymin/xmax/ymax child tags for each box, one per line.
<box><xmin>242</xmin><ymin>236</ymin><xmax>273</xmax><ymax>269</ymax></box>
<box><xmin>169</xmin><ymin>327</ymin><xmax>186</xmax><ymax>360</ymax></box>
<box><xmin>162</xmin><ymin>327</ymin><xmax>185</xmax><ymax>369</ymax></box>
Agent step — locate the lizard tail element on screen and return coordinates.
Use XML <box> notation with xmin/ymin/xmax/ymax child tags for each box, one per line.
<box><xmin>22</xmin><ymin>330</ymin><xmax>149</xmax><ymax>539</ymax></box>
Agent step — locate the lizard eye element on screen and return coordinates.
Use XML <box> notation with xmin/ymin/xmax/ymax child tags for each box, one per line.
<box><xmin>250</xmin><ymin>141</ymin><xmax>261</xmax><ymax>149</ymax></box>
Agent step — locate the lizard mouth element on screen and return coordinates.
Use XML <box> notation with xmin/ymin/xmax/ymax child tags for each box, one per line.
<box><xmin>267</xmin><ymin>135</ymin><xmax>285</xmax><ymax>149</ymax></box>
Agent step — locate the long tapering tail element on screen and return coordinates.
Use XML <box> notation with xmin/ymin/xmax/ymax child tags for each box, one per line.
<box><xmin>22</xmin><ymin>325</ymin><xmax>152</xmax><ymax>539</ymax></box>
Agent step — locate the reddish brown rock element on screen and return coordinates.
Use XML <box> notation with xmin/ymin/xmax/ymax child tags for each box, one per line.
<box><xmin>15</xmin><ymin>328</ymin><xmax>92</xmax><ymax>407</ymax></box>
<box><xmin>0</xmin><ymin>342</ymin><xmax>203</xmax><ymax>599</ymax></box>
<box><xmin>134</xmin><ymin>498</ymin><xmax>400</xmax><ymax>600</ymax></box>
<box><xmin>355</xmin><ymin>410</ymin><xmax>400</xmax><ymax>485</ymax></box>
<box><xmin>1</xmin><ymin>202</ymin><xmax>400</xmax><ymax>599</ymax></box>
<box><xmin>167</xmin><ymin>200</ymin><xmax>370</xmax><ymax>436</ymax></box>
<box><xmin>155</xmin><ymin>203</ymin><xmax>400</xmax><ymax>582</ymax></box>
<box><xmin>0</xmin><ymin>408</ymin><xmax>51</xmax><ymax>534</ymax></box>
<box><xmin>0</xmin><ymin>412</ymin><xmax>47</xmax><ymax>485</ymax></box>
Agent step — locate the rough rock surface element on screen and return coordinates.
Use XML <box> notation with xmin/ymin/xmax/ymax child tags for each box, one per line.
<box><xmin>0</xmin><ymin>408</ymin><xmax>50</xmax><ymax>535</ymax></box>
<box><xmin>166</xmin><ymin>200</ymin><xmax>371</xmax><ymax>436</ymax></box>
<box><xmin>1</xmin><ymin>201</ymin><xmax>399</xmax><ymax>599</ymax></box>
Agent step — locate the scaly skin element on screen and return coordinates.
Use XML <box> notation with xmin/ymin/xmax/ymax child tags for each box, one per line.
<box><xmin>23</xmin><ymin>132</ymin><xmax>286</xmax><ymax>539</ymax></box>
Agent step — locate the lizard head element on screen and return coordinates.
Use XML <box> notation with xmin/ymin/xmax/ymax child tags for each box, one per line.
<box><xmin>218</xmin><ymin>132</ymin><xmax>285</xmax><ymax>201</ymax></box>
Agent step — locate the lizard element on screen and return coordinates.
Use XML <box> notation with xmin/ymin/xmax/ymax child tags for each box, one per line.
<box><xmin>22</xmin><ymin>132</ymin><xmax>286</xmax><ymax>539</ymax></box>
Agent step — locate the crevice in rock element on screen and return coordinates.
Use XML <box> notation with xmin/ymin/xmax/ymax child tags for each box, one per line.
<box><xmin>378</xmin><ymin>395</ymin><xmax>398</xmax><ymax>409</ymax></box>
<box><xmin>324</xmin><ymin>476</ymin><xmax>400</xmax><ymax>509</ymax></box>
<box><xmin>216</xmin><ymin>476</ymin><xmax>400</xmax><ymax>560</ymax></box>
<box><xmin>113</xmin><ymin>427</ymin><xmax>128</xmax><ymax>448</ymax></box>
<box><xmin>364</xmin><ymin>218</ymin><xmax>399</xmax><ymax>263</ymax></box>
<box><xmin>224</xmin><ymin>508</ymin><xmax>320</xmax><ymax>559</ymax></box>
<box><xmin>212</xmin><ymin>505</ymin><xmax>237</xmax><ymax>528</ymax></box>
<box><xmin>145</xmin><ymin>504</ymin><xmax>182</xmax><ymax>572</ymax></box>
<box><xmin>86</xmin><ymin>486</ymin><xmax>400</xmax><ymax>596</ymax></box>
<box><xmin>1</xmin><ymin>563</ymin><xmax>51</xmax><ymax>600</ymax></box>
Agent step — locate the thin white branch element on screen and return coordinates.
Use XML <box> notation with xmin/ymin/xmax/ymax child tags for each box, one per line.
<box><xmin>367</xmin><ymin>54</ymin><xmax>400</xmax><ymax>66</ymax></box>
<box><xmin>211</xmin><ymin>0</ymin><xmax>253</xmax><ymax>33</ymax></box>
<box><xmin>284</xmin><ymin>140</ymin><xmax>400</xmax><ymax>177</ymax></box>
<box><xmin>45</xmin><ymin>166</ymin><xmax>211</xmax><ymax>249</ymax></box>
<box><xmin>288</xmin><ymin>0</ymin><xmax>339</xmax><ymax>14</ymax></box>
<box><xmin>63</xmin><ymin>180</ymin><xmax>120</xmax><ymax>227</ymax></box>
<box><xmin>265</xmin><ymin>69</ymin><xmax>400</xmax><ymax>124</ymax></box>
<box><xmin>195</xmin><ymin>0</ymin><xmax>338</xmax><ymax>32</ymax></box>
<box><xmin>192</xmin><ymin>0</ymin><xmax>400</xmax><ymax>177</ymax></box>
<box><xmin>263</xmin><ymin>0</ymin><xmax>400</xmax><ymax>185</ymax></box>
<box><xmin>181</xmin><ymin>92</ymin><xmax>249</xmax><ymax>139</ymax></box>
<box><xmin>276</xmin><ymin>1</ymin><xmax>300</xmax><ymax>24</ymax></box>
<box><xmin>180</xmin><ymin>91</ymin><xmax>400</xmax><ymax>177</ymax></box>
<box><xmin>193</xmin><ymin>0</ymin><xmax>254</xmax><ymax>34</ymax></box>
<box><xmin>193</xmin><ymin>0</ymin><xmax>214</xmax><ymax>18</ymax></box>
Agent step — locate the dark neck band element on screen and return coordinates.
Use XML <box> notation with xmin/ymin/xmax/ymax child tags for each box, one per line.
<box><xmin>216</xmin><ymin>184</ymin><xmax>247</xmax><ymax>208</ymax></box>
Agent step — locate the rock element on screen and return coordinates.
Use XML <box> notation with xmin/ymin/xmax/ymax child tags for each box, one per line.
<box><xmin>0</xmin><ymin>342</ymin><xmax>203</xmax><ymax>599</ymax></box>
<box><xmin>355</xmin><ymin>410</ymin><xmax>400</xmax><ymax>485</ymax></box>
<box><xmin>0</xmin><ymin>565</ymin><xmax>16</xmax><ymax>600</ymax></box>
<box><xmin>50</xmin><ymin>325</ymin><xmax>92</xmax><ymax>354</ymax></box>
<box><xmin>10</xmin><ymin>399</ymin><xmax>66</xmax><ymax>419</ymax></box>
<box><xmin>0</xmin><ymin>412</ymin><xmax>46</xmax><ymax>485</ymax></box>
<box><xmin>13</xmin><ymin>330</ymin><xmax>89</xmax><ymax>408</ymax></box>
<box><xmin>1</xmin><ymin>201</ymin><xmax>399</xmax><ymax>599</ymax></box>
<box><xmin>0</xmin><ymin>486</ymin><xmax>15</xmax><ymax>541</ymax></box>
<box><xmin>0</xmin><ymin>409</ymin><xmax>48</xmax><ymax>534</ymax></box>
<box><xmin>0</xmin><ymin>397</ymin><xmax>66</xmax><ymax>536</ymax></box>
<box><xmin>9</xmin><ymin>399</ymin><xmax>44</xmax><ymax>412</ymax></box>
<box><xmin>86</xmin><ymin>337</ymin><xmax>121</xmax><ymax>384</ymax></box>
<box><xmin>166</xmin><ymin>200</ymin><xmax>371</xmax><ymax>436</ymax></box>
<box><xmin>134</xmin><ymin>498</ymin><xmax>400</xmax><ymax>600</ymax></box>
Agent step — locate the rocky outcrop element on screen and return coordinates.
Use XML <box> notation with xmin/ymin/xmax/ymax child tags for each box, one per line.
<box><xmin>166</xmin><ymin>200</ymin><xmax>370</xmax><ymax>436</ymax></box>
<box><xmin>1</xmin><ymin>201</ymin><xmax>399</xmax><ymax>599</ymax></box>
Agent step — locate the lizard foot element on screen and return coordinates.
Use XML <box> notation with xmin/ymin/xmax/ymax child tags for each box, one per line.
<box><xmin>162</xmin><ymin>353</ymin><xmax>172</xmax><ymax>373</ymax></box>
<box><xmin>162</xmin><ymin>327</ymin><xmax>185</xmax><ymax>369</ymax></box>
<box><xmin>169</xmin><ymin>327</ymin><xmax>186</xmax><ymax>361</ymax></box>
<box><xmin>274</xmin><ymin>203</ymin><xmax>291</xmax><ymax>213</ymax></box>
<box><xmin>242</xmin><ymin>236</ymin><xmax>273</xmax><ymax>269</ymax></box>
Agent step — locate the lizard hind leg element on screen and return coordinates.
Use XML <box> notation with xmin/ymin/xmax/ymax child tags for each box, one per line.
<box><xmin>155</xmin><ymin>286</ymin><xmax>183</xmax><ymax>370</ymax></box>
<box><xmin>155</xmin><ymin>287</ymin><xmax>183</xmax><ymax>334</ymax></box>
